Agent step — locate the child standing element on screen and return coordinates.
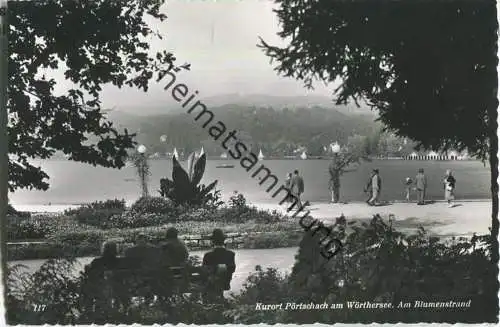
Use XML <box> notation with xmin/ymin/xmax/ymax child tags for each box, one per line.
<box><xmin>404</xmin><ymin>177</ymin><xmax>413</xmax><ymax>202</ymax></box>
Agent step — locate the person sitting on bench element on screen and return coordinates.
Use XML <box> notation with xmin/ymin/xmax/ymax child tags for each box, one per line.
<box><xmin>82</xmin><ymin>241</ymin><xmax>120</xmax><ymax>314</ymax></box>
<box><xmin>123</xmin><ymin>233</ymin><xmax>162</xmax><ymax>301</ymax></box>
<box><xmin>160</xmin><ymin>227</ymin><xmax>189</xmax><ymax>267</ymax></box>
<box><xmin>202</xmin><ymin>229</ymin><xmax>236</xmax><ymax>302</ymax></box>
<box><xmin>124</xmin><ymin>233</ymin><xmax>161</xmax><ymax>269</ymax></box>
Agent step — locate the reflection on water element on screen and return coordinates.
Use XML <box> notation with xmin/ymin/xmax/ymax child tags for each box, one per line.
<box><xmin>8</xmin><ymin>247</ymin><xmax>299</xmax><ymax>293</ymax></box>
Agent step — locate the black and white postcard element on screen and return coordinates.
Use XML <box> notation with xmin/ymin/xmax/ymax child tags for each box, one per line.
<box><xmin>1</xmin><ymin>0</ymin><xmax>498</xmax><ymax>325</ymax></box>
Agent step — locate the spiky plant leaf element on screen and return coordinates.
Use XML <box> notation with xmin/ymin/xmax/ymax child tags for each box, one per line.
<box><xmin>192</xmin><ymin>153</ymin><xmax>207</xmax><ymax>186</ymax></box>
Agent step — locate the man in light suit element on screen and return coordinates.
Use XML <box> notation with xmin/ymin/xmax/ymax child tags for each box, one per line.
<box><xmin>291</xmin><ymin>169</ymin><xmax>305</xmax><ymax>209</ymax></box>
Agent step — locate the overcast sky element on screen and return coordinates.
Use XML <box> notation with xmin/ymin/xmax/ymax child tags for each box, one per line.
<box><xmin>50</xmin><ymin>0</ymin><xmax>334</xmax><ymax>112</ymax></box>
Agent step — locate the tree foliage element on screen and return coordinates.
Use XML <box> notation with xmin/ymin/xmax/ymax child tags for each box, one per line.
<box><xmin>259</xmin><ymin>0</ymin><xmax>498</xmax><ymax>269</ymax></box>
<box><xmin>259</xmin><ymin>0</ymin><xmax>497</xmax><ymax>160</ymax></box>
<box><xmin>8</xmin><ymin>0</ymin><xmax>177</xmax><ymax>191</ymax></box>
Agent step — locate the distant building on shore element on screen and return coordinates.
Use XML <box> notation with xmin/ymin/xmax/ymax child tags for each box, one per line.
<box><xmin>402</xmin><ymin>150</ymin><xmax>470</xmax><ymax>160</ymax></box>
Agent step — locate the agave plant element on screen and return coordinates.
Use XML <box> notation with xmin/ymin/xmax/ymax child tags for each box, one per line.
<box><xmin>159</xmin><ymin>152</ymin><xmax>219</xmax><ymax>206</ymax></box>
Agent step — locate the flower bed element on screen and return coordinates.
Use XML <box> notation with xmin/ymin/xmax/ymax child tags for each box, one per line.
<box><xmin>7</xmin><ymin>219</ymin><xmax>302</xmax><ymax>260</ymax></box>
<box><xmin>7</xmin><ymin>193</ymin><xmax>301</xmax><ymax>260</ymax></box>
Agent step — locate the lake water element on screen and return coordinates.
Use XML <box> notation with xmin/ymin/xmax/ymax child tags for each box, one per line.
<box><xmin>8</xmin><ymin>247</ymin><xmax>298</xmax><ymax>293</ymax></box>
<box><xmin>9</xmin><ymin>159</ymin><xmax>490</xmax><ymax>207</ymax></box>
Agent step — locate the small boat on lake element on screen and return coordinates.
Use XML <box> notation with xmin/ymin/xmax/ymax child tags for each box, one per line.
<box><xmin>216</xmin><ymin>164</ymin><xmax>235</xmax><ymax>168</ymax></box>
<box><xmin>220</xmin><ymin>152</ymin><xmax>228</xmax><ymax>159</ymax></box>
<box><xmin>300</xmin><ymin>151</ymin><xmax>308</xmax><ymax>160</ymax></box>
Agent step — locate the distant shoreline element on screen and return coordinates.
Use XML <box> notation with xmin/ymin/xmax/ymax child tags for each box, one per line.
<box><xmin>11</xmin><ymin>199</ymin><xmax>492</xmax><ymax>215</ymax></box>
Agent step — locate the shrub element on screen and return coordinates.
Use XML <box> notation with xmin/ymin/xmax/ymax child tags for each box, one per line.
<box><xmin>7</xmin><ymin>243</ymin><xmax>67</xmax><ymax>261</ymax></box>
<box><xmin>7</xmin><ymin>259</ymin><xmax>81</xmax><ymax>324</ymax></box>
<box><xmin>284</xmin><ymin>215</ymin><xmax>497</xmax><ymax>323</ymax></box>
<box><xmin>6</xmin><ymin>257</ymin><xmax>230</xmax><ymax>324</ymax></box>
<box><xmin>130</xmin><ymin>196</ymin><xmax>177</xmax><ymax>215</ymax></box>
<box><xmin>74</xmin><ymin>207</ymin><xmax>125</xmax><ymax>227</ymax></box>
<box><xmin>64</xmin><ymin>199</ymin><xmax>126</xmax><ymax>215</ymax></box>
<box><xmin>209</xmin><ymin>206</ymin><xmax>283</xmax><ymax>224</ymax></box>
<box><xmin>65</xmin><ymin>199</ymin><xmax>126</xmax><ymax>227</ymax></box>
<box><xmin>226</xmin><ymin>266</ymin><xmax>289</xmax><ymax>324</ymax></box>
<box><xmin>104</xmin><ymin>211</ymin><xmax>173</xmax><ymax>229</ymax></box>
<box><xmin>7</xmin><ymin>203</ymin><xmax>31</xmax><ymax>219</ymax></box>
<box><xmin>242</xmin><ymin>231</ymin><xmax>302</xmax><ymax>249</ymax></box>
<box><xmin>228</xmin><ymin>191</ymin><xmax>248</xmax><ymax>211</ymax></box>
<box><xmin>7</xmin><ymin>220</ymin><xmax>50</xmax><ymax>240</ymax></box>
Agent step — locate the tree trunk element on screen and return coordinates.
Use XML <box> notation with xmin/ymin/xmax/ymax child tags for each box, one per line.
<box><xmin>333</xmin><ymin>185</ymin><xmax>340</xmax><ymax>203</ymax></box>
<box><xmin>486</xmin><ymin>73</ymin><xmax>498</xmax><ymax>316</ymax></box>
<box><xmin>0</xmin><ymin>4</ymin><xmax>8</xmax><ymax>301</ymax></box>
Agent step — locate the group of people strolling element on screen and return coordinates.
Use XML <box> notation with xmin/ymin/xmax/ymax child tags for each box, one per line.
<box><xmin>363</xmin><ymin>168</ymin><xmax>457</xmax><ymax>207</ymax></box>
<box><xmin>285</xmin><ymin>167</ymin><xmax>457</xmax><ymax>207</ymax></box>
<box><xmin>404</xmin><ymin>168</ymin><xmax>457</xmax><ymax>207</ymax></box>
<box><xmin>84</xmin><ymin>227</ymin><xmax>236</xmax><ymax>307</ymax></box>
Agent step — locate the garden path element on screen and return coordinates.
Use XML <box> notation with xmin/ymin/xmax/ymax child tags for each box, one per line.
<box><xmin>253</xmin><ymin>200</ymin><xmax>492</xmax><ymax>237</ymax></box>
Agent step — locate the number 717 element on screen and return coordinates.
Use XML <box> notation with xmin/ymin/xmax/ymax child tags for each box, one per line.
<box><xmin>32</xmin><ymin>304</ymin><xmax>47</xmax><ymax>312</ymax></box>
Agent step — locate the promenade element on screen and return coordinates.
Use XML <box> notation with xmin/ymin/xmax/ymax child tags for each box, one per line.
<box><xmin>252</xmin><ymin>200</ymin><xmax>493</xmax><ymax>237</ymax></box>
<box><xmin>14</xmin><ymin>199</ymin><xmax>493</xmax><ymax>237</ymax></box>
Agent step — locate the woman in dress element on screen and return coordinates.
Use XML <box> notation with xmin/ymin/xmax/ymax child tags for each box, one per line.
<box><xmin>284</xmin><ymin>173</ymin><xmax>293</xmax><ymax>203</ymax></box>
<box><xmin>443</xmin><ymin>169</ymin><xmax>456</xmax><ymax>208</ymax></box>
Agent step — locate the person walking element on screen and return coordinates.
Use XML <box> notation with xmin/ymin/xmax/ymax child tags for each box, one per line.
<box><xmin>290</xmin><ymin>169</ymin><xmax>305</xmax><ymax>209</ymax></box>
<box><xmin>404</xmin><ymin>177</ymin><xmax>413</xmax><ymax>202</ymax></box>
<box><xmin>366</xmin><ymin>169</ymin><xmax>382</xmax><ymax>206</ymax></box>
<box><xmin>415</xmin><ymin>168</ymin><xmax>427</xmax><ymax>205</ymax></box>
<box><xmin>443</xmin><ymin>169</ymin><xmax>456</xmax><ymax>208</ymax></box>
<box><xmin>328</xmin><ymin>163</ymin><xmax>341</xmax><ymax>203</ymax></box>
<box><xmin>364</xmin><ymin>170</ymin><xmax>375</xmax><ymax>204</ymax></box>
<box><xmin>284</xmin><ymin>172</ymin><xmax>293</xmax><ymax>203</ymax></box>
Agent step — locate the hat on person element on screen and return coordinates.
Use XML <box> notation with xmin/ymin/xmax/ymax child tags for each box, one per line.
<box><xmin>210</xmin><ymin>228</ymin><xmax>226</xmax><ymax>245</ymax></box>
<box><xmin>166</xmin><ymin>227</ymin><xmax>179</xmax><ymax>240</ymax></box>
<box><xmin>373</xmin><ymin>169</ymin><xmax>379</xmax><ymax>173</ymax></box>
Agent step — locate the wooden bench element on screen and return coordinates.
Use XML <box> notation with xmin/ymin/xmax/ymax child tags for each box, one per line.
<box><xmin>181</xmin><ymin>232</ymin><xmax>245</xmax><ymax>248</ymax></box>
<box><xmin>80</xmin><ymin>260</ymin><xmax>216</xmax><ymax>313</ymax></box>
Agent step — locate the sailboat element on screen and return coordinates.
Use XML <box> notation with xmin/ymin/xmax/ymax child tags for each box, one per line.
<box><xmin>173</xmin><ymin>147</ymin><xmax>179</xmax><ymax>159</ymax></box>
<box><xmin>300</xmin><ymin>151</ymin><xmax>308</xmax><ymax>160</ymax></box>
<box><xmin>220</xmin><ymin>152</ymin><xmax>228</xmax><ymax>159</ymax></box>
<box><xmin>258</xmin><ymin>149</ymin><xmax>265</xmax><ymax>160</ymax></box>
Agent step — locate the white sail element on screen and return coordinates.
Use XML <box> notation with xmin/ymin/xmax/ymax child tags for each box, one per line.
<box><xmin>200</xmin><ymin>146</ymin><xmax>205</xmax><ymax>157</ymax></box>
<box><xmin>173</xmin><ymin>148</ymin><xmax>179</xmax><ymax>159</ymax></box>
<box><xmin>220</xmin><ymin>152</ymin><xmax>228</xmax><ymax>159</ymax></box>
<box><xmin>258</xmin><ymin>149</ymin><xmax>265</xmax><ymax>160</ymax></box>
<box><xmin>300</xmin><ymin>151</ymin><xmax>307</xmax><ymax>160</ymax></box>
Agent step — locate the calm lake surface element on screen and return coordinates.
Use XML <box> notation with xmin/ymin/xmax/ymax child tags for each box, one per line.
<box><xmin>9</xmin><ymin>159</ymin><xmax>490</xmax><ymax>206</ymax></box>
